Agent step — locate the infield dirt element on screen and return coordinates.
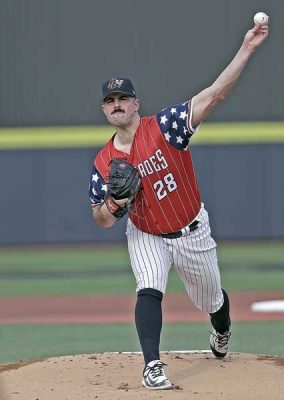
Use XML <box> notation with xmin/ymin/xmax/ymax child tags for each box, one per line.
<box><xmin>1</xmin><ymin>352</ymin><xmax>284</xmax><ymax>400</ymax></box>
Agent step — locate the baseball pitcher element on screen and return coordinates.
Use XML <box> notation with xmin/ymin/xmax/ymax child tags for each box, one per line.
<box><xmin>89</xmin><ymin>21</ymin><xmax>269</xmax><ymax>390</ymax></box>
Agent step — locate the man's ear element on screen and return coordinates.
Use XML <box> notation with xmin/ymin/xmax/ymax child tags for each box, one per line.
<box><xmin>135</xmin><ymin>98</ymin><xmax>140</xmax><ymax>112</ymax></box>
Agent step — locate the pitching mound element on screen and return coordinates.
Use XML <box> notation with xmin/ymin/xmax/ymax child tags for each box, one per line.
<box><xmin>1</xmin><ymin>351</ymin><xmax>283</xmax><ymax>400</ymax></box>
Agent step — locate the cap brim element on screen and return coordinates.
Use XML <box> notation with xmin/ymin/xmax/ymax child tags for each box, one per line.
<box><xmin>102</xmin><ymin>90</ymin><xmax>136</xmax><ymax>101</ymax></box>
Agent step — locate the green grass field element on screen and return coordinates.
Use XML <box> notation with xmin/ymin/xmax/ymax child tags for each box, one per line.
<box><xmin>0</xmin><ymin>242</ymin><xmax>283</xmax><ymax>363</ymax></box>
<box><xmin>0</xmin><ymin>322</ymin><xmax>283</xmax><ymax>364</ymax></box>
<box><xmin>0</xmin><ymin>242</ymin><xmax>283</xmax><ymax>296</ymax></box>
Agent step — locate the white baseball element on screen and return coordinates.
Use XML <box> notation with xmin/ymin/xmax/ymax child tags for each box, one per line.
<box><xmin>254</xmin><ymin>12</ymin><xmax>269</xmax><ymax>26</ymax></box>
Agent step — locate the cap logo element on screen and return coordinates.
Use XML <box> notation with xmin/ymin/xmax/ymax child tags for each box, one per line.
<box><xmin>107</xmin><ymin>78</ymin><xmax>124</xmax><ymax>90</ymax></box>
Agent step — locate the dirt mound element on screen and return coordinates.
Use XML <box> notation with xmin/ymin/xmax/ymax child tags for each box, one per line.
<box><xmin>1</xmin><ymin>351</ymin><xmax>283</xmax><ymax>400</ymax></box>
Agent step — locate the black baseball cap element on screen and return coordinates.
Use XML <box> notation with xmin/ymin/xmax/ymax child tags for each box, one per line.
<box><xmin>102</xmin><ymin>77</ymin><xmax>136</xmax><ymax>100</ymax></box>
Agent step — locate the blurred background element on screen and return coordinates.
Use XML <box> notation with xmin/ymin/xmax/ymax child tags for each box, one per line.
<box><xmin>0</xmin><ymin>0</ymin><xmax>283</xmax><ymax>245</ymax></box>
<box><xmin>0</xmin><ymin>0</ymin><xmax>283</xmax><ymax>365</ymax></box>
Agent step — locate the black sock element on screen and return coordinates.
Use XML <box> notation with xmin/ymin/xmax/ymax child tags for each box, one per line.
<box><xmin>135</xmin><ymin>288</ymin><xmax>163</xmax><ymax>365</ymax></box>
<box><xmin>209</xmin><ymin>289</ymin><xmax>231</xmax><ymax>334</ymax></box>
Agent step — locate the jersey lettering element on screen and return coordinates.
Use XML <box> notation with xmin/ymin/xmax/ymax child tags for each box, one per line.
<box><xmin>137</xmin><ymin>163</ymin><xmax>147</xmax><ymax>178</ymax></box>
<box><xmin>155</xmin><ymin>149</ymin><xmax>168</xmax><ymax>169</ymax></box>
<box><xmin>137</xmin><ymin>149</ymin><xmax>168</xmax><ymax>178</ymax></box>
<box><xmin>149</xmin><ymin>155</ymin><xmax>161</xmax><ymax>172</ymax></box>
<box><xmin>144</xmin><ymin>160</ymin><xmax>154</xmax><ymax>175</ymax></box>
<box><xmin>153</xmin><ymin>180</ymin><xmax>167</xmax><ymax>200</ymax></box>
<box><xmin>153</xmin><ymin>173</ymin><xmax>177</xmax><ymax>200</ymax></box>
<box><xmin>164</xmin><ymin>172</ymin><xmax>177</xmax><ymax>192</ymax></box>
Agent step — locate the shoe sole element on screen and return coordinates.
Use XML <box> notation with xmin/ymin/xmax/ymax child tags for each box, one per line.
<box><xmin>210</xmin><ymin>344</ymin><xmax>227</xmax><ymax>358</ymax></box>
<box><xmin>142</xmin><ymin>379</ymin><xmax>174</xmax><ymax>390</ymax></box>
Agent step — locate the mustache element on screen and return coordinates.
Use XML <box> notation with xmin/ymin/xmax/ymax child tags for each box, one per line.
<box><xmin>111</xmin><ymin>108</ymin><xmax>125</xmax><ymax>115</ymax></box>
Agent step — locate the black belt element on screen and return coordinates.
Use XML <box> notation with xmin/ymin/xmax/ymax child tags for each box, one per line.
<box><xmin>161</xmin><ymin>220</ymin><xmax>200</xmax><ymax>239</ymax></box>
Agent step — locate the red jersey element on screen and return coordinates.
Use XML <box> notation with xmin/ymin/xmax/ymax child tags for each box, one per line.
<box><xmin>89</xmin><ymin>100</ymin><xmax>201</xmax><ymax>235</ymax></box>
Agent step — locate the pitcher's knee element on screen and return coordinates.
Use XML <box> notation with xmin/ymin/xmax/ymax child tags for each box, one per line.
<box><xmin>191</xmin><ymin>289</ymin><xmax>224</xmax><ymax>314</ymax></box>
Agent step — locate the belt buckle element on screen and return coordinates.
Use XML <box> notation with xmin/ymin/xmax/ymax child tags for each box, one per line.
<box><xmin>181</xmin><ymin>220</ymin><xmax>199</xmax><ymax>236</ymax></box>
<box><xmin>161</xmin><ymin>220</ymin><xmax>199</xmax><ymax>239</ymax></box>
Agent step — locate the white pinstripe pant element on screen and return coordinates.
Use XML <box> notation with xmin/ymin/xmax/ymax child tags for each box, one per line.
<box><xmin>126</xmin><ymin>204</ymin><xmax>224</xmax><ymax>313</ymax></box>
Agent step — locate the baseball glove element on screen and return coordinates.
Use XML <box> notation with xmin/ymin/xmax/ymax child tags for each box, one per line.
<box><xmin>105</xmin><ymin>158</ymin><xmax>141</xmax><ymax>218</ymax></box>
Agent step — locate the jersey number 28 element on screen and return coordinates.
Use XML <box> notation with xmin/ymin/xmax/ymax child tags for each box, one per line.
<box><xmin>153</xmin><ymin>173</ymin><xmax>177</xmax><ymax>200</ymax></box>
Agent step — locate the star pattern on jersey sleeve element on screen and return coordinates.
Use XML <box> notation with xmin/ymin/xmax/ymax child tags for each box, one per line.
<box><xmin>179</xmin><ymin>110</ymin><xmax>187</xmax><ymax>120</ymax></box>
<box><xmin>172</xmin><ymin>121</ymin><xmax>178</xmax><ymax>130</ymax></box>
<box><xmin>160</xmin><ymin>115</ymin><xmax>168</xmax><ymax>125</ymax></box>
<box><xmin>164</xmin><ymin>132</ymin><xmax>171</xmax><ymax>142</ymax></box>
<box><xmin>89</xmin><ymin>166</ymin><xmax>107</xmax><ymax>205</ymax></box>
<box><xmin>156</xmin><ymin>101</ymin><xmax>193</xmax><ymax>150</ymax></box>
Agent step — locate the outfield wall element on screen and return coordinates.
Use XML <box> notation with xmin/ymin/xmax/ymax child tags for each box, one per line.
<box><xmin>1</xmin><ymin>142</ymin><xmax>284</xmax><ymax>245</ymax></box>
